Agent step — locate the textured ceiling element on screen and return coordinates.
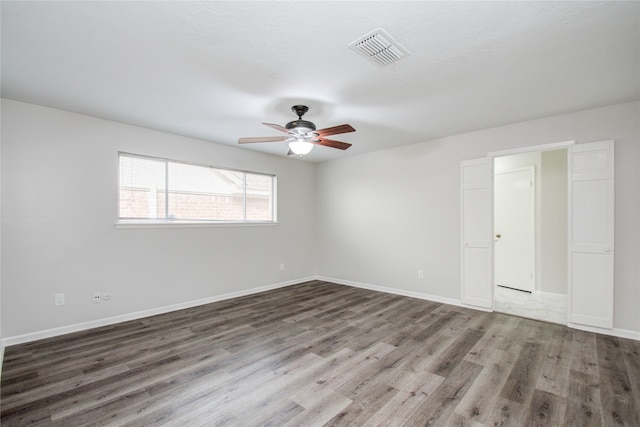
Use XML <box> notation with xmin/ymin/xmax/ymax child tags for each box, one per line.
<box><xmin>2</xmin><ymin>1</ymin><xmax>639</xmax><ymax>162</ymax></box>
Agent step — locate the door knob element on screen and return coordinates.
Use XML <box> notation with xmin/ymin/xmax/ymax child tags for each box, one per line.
<box><xmin>495</xmin><ymin>234</ymin><xmax>501</xmax><ymax>238</ymax></box>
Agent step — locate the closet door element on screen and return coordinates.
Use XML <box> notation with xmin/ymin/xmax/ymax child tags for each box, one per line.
<box><xmin>460</xmin><ymin>158</ymin><xmax>492</xmax><ymax>309</ymax></box>
<box><xmin>569</xmin><ymin>140</ymin><xmax>614</xmax><ymax>329</ymax></box>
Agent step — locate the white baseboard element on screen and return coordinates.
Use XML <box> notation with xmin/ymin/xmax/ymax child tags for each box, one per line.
<box><xmin>2</xmin><ymin>277</ymin><xmax>316</xmax><ymax>347</ymax></box>
<box><xmin>319</xmin><ymin>276</ymin><xmax>639</xmax><ymax>342</ymax></box>
<box><xmin>0</xmin><ymin>344</ymin><xmax>4</xmax><ymax>378</ymax></box>
<box><xmin>3</xmin><ymin>276</ymin><xmax>637</xmax><ymax>347</ymax></box>
<box><xmin>568</xmin><ymin>323</ymin><xmax>640</xmax><ymax>341</ymax></box>
<box><xmin>316</xmin><ymin>276</ymin><xmax>462</xmax><ymax>307</ymax></box>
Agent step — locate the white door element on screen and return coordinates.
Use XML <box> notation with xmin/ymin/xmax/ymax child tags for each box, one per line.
<box><xmin>494</xmin><ymin>167</ymin><xmax>535</xmax><ymax>293</ymax></box>
<box><xmin>569</xmin><ymin>140</ymin><xmax>614</xmax><ymax>329</ymax></box>
<box><xmin>460</xmin><ymin>158</ymin><xmax>492</xmax><ymax>309</ymax></box>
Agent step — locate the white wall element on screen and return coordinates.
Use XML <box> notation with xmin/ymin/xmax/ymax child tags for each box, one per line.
<box><xmin>540</xmin><ymin>149</ymin><xmax>568</xmax><ymax>294</ymax></box>
<box><xmin>1</xmin><ymin>99</ymin><xmax>317</xmax><ymax>339</ymax></box>
<box><xmin>2</xmin><ymin>100</ymin><xmax>639</xmax><ymax>341</ymax></box>
<box><xmin>317</xmin><ymin>101</ymin><xmax>640</xmax><ymax>334</ymax></box>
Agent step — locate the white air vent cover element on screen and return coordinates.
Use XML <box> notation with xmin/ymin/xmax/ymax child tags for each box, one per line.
<box><xmin>349</xmin><ymin>28</ymin><xmax>410</xmax><ymax>67</ymax></box>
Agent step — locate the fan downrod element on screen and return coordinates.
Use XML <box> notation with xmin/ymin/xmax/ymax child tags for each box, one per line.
<box><xmin>291</xmin><ymin>105</ymin><xmax>309</xmax><ymax>119</ymax></box>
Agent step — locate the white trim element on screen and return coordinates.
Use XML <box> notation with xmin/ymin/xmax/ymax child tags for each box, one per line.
<box><xmin>321</xmin><ymin>276</ymin><xmax>640</xmax><ymax>339</ymax></box>
<box><xmin>566</xmin><ymin>144</ymin><xmax>575</xmax><ymax>327</ymax></box>
<box><xmin>4</xmin><ymin>276</ymin><xmax>636</xmax><ymax>348</ymax></box>
<box><xmin>2</xmin><ymin>277</ymin><xmax>315</xmax><ymax>347</ymax></box>
<box><xmin>320</xmin><ymin>277</ymin><xmax>638</xmax><ymax>340</ymax></box>
<box><xmin>568</xmin><ymin>323</ymin><xmax>640</xmax><ymax>341</ymax></box>
<box><xmin>0</xmin><ymin>345</ymin><xmax>4</xmax><ymax>379</ymax></box>
<box><xmin>115</xmin><ymin>221</ymin><xmax>279</xmax><ymax>229</ymax></box>
<box><xmin>488</xmin><ymin>140</ymin><xmax>575</xmax><ymax>158</ymax></box>
<box><xmin>317</xmin><ymin>276</ymin><xmax>461</xmax><ymax>307</ymax></box>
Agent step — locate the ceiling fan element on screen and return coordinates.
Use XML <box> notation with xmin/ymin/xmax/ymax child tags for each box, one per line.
<box><xmin>238</xmin><ymin>105</ymin><xmax>355</xmax><ymax>156</ymax></box>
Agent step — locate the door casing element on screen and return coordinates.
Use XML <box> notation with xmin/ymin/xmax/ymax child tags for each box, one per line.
<box><xmin>461</xmin><ymin>139</ymin><xmax>615</xmax><ymax>330</ymax></box>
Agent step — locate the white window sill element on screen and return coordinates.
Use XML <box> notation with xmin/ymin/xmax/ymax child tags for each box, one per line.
<box><xmin>115</xmin><ymin>220</ymin><xmax>279</xmax><ymax>229</ymax></box>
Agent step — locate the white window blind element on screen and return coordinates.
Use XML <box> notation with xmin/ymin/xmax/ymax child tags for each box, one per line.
<box><xmin>118</xmin><ymin>153</ymin><xmax>275</xmax><ymax>223</ymax></box>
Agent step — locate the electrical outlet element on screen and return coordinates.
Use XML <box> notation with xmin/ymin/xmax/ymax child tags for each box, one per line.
<box><xmin>93</xmin><ymin>292</ymin><xmax>102</xmax><ymax>303</ymax></box>
<box><xmin>55</xmin><ymin>293</ymin><xmax>65</xmax><ymax>306</ymax></box>
<box><xmin>280</xmin><ymin>263</ymin><xmax>285</xmax><ymax>271</ymax></box>
<box><xmin>418</xmin><ymin>270</ymin><xmax>424</xmax><ymax>279</ymax></box>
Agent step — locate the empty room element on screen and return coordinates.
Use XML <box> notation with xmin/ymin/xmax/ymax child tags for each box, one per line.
<box><xmin>1</xmin><ymin>1</ymin><xmax>639</xmax><ymax>426</ymax></box>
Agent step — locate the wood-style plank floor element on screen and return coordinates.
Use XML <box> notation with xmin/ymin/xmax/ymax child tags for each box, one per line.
<box><xmin>2</xmin><ymin>281</ymin><xmax>639</xmax><ymax>426</ymax></box>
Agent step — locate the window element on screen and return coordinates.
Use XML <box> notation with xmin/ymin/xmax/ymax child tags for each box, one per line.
<box><xmin>118</xmin><ymin>153</ymin><xmax>276</xmax><ymax>224</ymax></box>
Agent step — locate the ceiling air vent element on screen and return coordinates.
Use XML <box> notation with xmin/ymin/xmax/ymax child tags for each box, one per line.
<box><xmin>349</xmin><ymin>28</ymin><xmax>410</xmax><ymax>67</ymax></box>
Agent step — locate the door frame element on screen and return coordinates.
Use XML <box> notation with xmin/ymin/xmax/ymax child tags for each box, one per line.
<box><xmin>487</xmin><ymin>140</ymin><xmax>574</xmax><ymax>313</ymax></box>
<box><xmin>462</xmin><ymin>139</ymin><xmax>615</xmax><ymax>330</ymax></box>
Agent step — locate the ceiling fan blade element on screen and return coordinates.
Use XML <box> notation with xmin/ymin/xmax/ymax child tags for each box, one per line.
<box><xmin>238</xmin><ymin>136</ymin><xmax>288</xmax><ymax>144</ymax></box>
<box><xmin>263</xmin><ymin>123</ymin><xmax>290</xmax><ymax>133</ymax></box>
<box><xmin>316</xmin><ymin>124</ymin><xmax>356</xmax><ymax>137</ymax></box>
<box><xmin>313</xmin><ymin>137</ymin><xmax>352</xmax><ymax>150</ymax></box>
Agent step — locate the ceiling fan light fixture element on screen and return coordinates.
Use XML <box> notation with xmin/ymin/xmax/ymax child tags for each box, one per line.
<box><xmin>238</xmin><ymin>105</ymin><xmax>354</xmax><ymax>156</ymax></box>
<box><xmin>286</xmin><ymin>120</ymin><xmax>316</xmax><ymax>132</ymax></box>
<box><xmin>289</xmin><ymin>139</ymin><xmax>314</xmax><ymax>156</ymax></box>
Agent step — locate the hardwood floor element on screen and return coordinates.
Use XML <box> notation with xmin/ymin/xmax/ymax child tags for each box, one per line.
<box><xmin>2</xmin><ymin>281</ymin><xmax>639</xmax><ymax>426</ymax></box>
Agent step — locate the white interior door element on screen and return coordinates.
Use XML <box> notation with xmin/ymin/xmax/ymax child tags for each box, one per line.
<box><xmin>460</xmin><ymin>158</ymin><xmax>492</xmax><ymax>309</ymax></box>
<box><xmin>569</xmin><ymin>140</ymin><xmax>614</xmax><ymax>329</ymax></box>
<box><xmin>494</xmin><ymin>167</ymin><xmax>535</xmax><ymax>293</ymax></box>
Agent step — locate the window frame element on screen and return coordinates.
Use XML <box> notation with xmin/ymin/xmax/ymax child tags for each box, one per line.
<box><xmin>116</xmin><ymin>152</ymin><xmax>278</xmax><ymax>228</ymax></box>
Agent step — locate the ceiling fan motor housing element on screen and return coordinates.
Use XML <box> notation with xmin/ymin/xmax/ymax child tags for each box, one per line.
<box><xmin>287</xmin><ymin>105</ymin><xmax>316</xmax><ymax>133</ymax></box>
<box><xmin>286</xmin><ymin>119</ymin><xmax>316</xmax><ymax>132</ymax></box>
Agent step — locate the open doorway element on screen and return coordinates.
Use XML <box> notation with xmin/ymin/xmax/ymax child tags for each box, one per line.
<box><xmin>492</xmin><ymin>149</ymin><xmax>568</xmax><ymax>324</ymax></box>
<box><xmin>461</xmin><ymin>140</ymin><xmax>614</xmax><ymax>329</ymax></box>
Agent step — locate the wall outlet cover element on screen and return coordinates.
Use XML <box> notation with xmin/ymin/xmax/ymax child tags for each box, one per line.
<box><xmin>55</xmin><ymin>293</ymin><xmax>65</xmax><ymax>306</ymax></box>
